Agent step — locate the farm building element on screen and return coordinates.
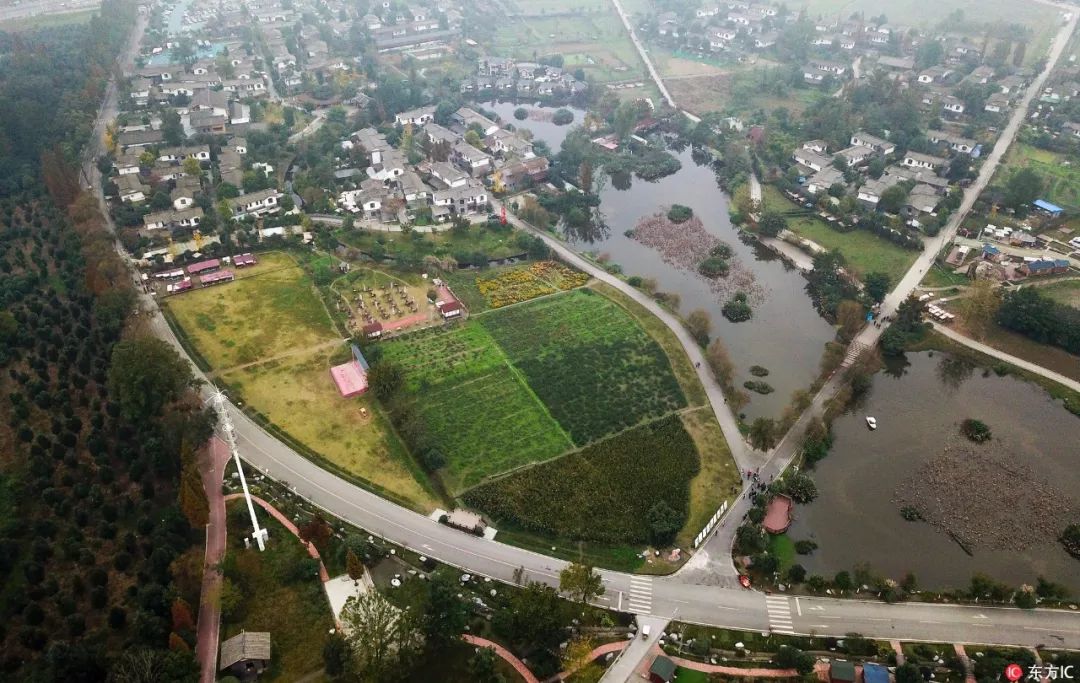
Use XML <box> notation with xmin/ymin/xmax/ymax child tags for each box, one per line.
<box><xmin>1019</xmin><ymin>258</ymin><xmax>1070</xmax><ymax>277</ymax></box>
<box><xmin>200</xmin><ymin>270</ymin><xmax>235</xmax><ymax>287</ymax></box>
<box><xmin>437</xmin><ymin>299</ymin><xmax>463</xmax><ymax>319</ymax></box>
<box><xmin>234</xmin><ymin>253</ymin><xmax>258</xmax><ymax>267</ymax></box>
<box><xmin>330</xmin><ymin>345</ymin><xmax>372</xmax><ymax>398</ymax></box>
<box><xmin>864</xmin><ymin>663</ymin><xmax>889</xmax><ymax>683</ymax></box>
<box><xmin>187</xmin><ymin>258</ymin><xmax>221</xmax><ymax>275</ymax></box>
<box><xmin>362</xmin><ymin>321</ymin><xmax>384</xmax><ymax>339</ymax></box>
<box><xmin>648</xmin><ymin>655</ymin><xmax>677</xmax><ymax>683</ymax></box>
<box><xmin>1033</xmin><ymin>199</ymin><xmax>1064</xmax><ymax>217</ymax></box>
<box><xmin>219</xmin><ymin>631</ymin><xmax>271</xmax><ymax>679</ymax></box>
<box><xmin>830</xmin><ymin>660</ymin><xmax>856</xmax><ymax>683</ymax></box>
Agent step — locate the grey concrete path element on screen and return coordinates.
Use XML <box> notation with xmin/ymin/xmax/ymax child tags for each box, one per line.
<box><xmin>931</xmin><ymin>322</ymin><xmax>1080</xmax><ymax>392</ymax></box>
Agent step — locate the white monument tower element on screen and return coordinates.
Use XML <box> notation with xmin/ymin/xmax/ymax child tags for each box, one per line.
<box><xmin>211</xmin><ymin>388</ymin><xmax>268</xmax><ymax>551</ymax></box>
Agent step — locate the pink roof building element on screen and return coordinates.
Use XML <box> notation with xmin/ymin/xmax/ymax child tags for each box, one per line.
<box><xmin>200</xmin><ymin>270</ymin><xmax>235</xmax><ymax>286</ymax></box>
<box><xmin>187</xmin><ymin>258</ymin><xmax>221</xmax><ymax>275</ymax></box>
<box><xmin>330</xmin><ymin>361</ymin><xmax>368</xmax><ymax>397</ymax></box>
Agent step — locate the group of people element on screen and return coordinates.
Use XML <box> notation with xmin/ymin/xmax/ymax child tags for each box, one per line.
<box><xmin>742</xmin><ymin>469</ymin><xmax>773</xmax><ymax>503</ymax></box>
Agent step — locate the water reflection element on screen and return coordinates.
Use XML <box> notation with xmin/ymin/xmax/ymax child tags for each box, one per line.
<box><xmin>788</xmin><ymin>351</ymin><xmax>1080</xmax><ymax>591</ymax></box>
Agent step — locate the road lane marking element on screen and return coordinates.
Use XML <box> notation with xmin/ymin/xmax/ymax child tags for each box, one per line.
<box><xmin>764</xmin><ymin>596</ymin><xmax>795</xmax><ymax>634</ymax></box>
<box><xmin>795</xmin><ymin>597</ymin><xmax>802</xmax><ymax>616</ymax></box>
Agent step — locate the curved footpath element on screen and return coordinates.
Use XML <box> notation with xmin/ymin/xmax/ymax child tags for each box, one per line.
<box><xmin>931</xmin><ymin>322</ymin><xmax>1080</xmax><ymax>393</ymax></box>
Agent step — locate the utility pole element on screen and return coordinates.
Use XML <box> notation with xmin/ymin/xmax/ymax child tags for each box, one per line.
<box><xmin>210</xmin><ymin>388</ymin><xmax>268</xmax><ymax>551</ymax></box>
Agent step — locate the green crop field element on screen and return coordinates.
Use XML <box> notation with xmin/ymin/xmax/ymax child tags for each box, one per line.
<box><xmin>379</xmin><ymin>322</ymin><xmax>506</xmax><ymax>392</ymax></box>
<box><xmin>481</xmin><ymin>289</ymin><xmax>687</xmax><ymax>444</ymax></box>
<box><xmin>409</xmin><ymin>368</ymin><xmax>573</xmax><ymax>493</ymax></box>
<box><xmin>380</xmin><ymin>321</ymin><xmax>572</xmax><ymax>493</ymax></box>
<box><xmin>463</xmin><ymin>416</ymin><xmax>700</xmax><ymax>544</ymax></box>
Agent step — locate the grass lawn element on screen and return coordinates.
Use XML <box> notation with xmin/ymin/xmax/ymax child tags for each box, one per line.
<box><xmin>949</xmin><ymin>299</ymin><xmax>1080</xmax><ymax>383</ymax></box>
<box><xmin>675</xmin><ymin>668</ymin><xmax>711</xmax><ymax>683</ymax></box>
<box><xmin>165</xmin><ymin>251</ymin><xmax>338</xmax><ymax>370</ymax></box>
<box><xmin>678</xmin><ymin>408</ymin><xmax>739</xmax><ymax>548</ymax></box>
<box><xmin>763</xmin><ymin>186</ymin><xmax>918</xmax><ymax>282</ymax></box>
<box><xmin>219</xmin><ymin>346</ymin><xmax>441</xmax><ymax>511</ymax></box>
<box><xmin>489</xmin><ymin>11</ymin><xmax>644</xmax><ymax>82</ymax></box>
<box><xmin>221</xmin><ymin>502</ymin><xmax>335</xmax><ymax>682</ymax></box>
<box><xmin>482</xmin><ymin>289</ymin><xmax>687</xmax><ymax>445</ymax></box>
<box><xmin>1039</xmin><ymin>279</ymin><xmax>1080</xmax><ymax>308</ymax></box>
<box><xmin>768</xmin><ymin>533</ymin><xmax>796</xmax><ymax>573</ymax></box>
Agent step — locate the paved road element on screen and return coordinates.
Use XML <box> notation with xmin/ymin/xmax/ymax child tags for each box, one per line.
<box><xmin>609</xmin><ymin>0</ymin><xmax>675</xmax><ymax>108</ymax></box>
<box><xmin>79</xmin><ymin>0</ymin><xmax>1080</xmax><ymax>660</ymax></box>
<box><xmin>931</xmin><ymin>322</ymin><xmax>1080</xmax><ymax>392</ymax></box>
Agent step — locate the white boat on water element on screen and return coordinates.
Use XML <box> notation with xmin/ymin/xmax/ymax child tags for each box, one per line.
<box><xmin>866</xmin><ymin>416</ymin><xmax>877</xmax><ymax>430</ymax></box>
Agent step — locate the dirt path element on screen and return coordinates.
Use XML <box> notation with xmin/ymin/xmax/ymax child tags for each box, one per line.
<box><xmin>195</xmin><ymin>437</ymin><xmax>232</xmax><ymax>683</ymax></box>
<box><xmin>211</xmin><ymin>338</ymin><xmax>342</xmax><ymax>377</ymax></box>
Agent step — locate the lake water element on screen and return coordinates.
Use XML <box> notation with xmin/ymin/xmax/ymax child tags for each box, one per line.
<box><xmin>787</xmin><ymin>351</ymin><xmax>1080</xmax><ymax>592</ymax></box>
<box><xmin>484</xmin><ymin>100</ymin><xmax>836</xmax><ymax>419</ymax></box>
<box><xmin>485</xmin><ymin>101</ymin><xmax>585</xmax><ymax>151</ymax></box>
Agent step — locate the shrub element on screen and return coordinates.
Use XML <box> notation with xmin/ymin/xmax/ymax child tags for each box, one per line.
<box><xmin>786</xmin><ymin>564</ymin><xmax>807</xmax><ymax>584</ymax></box>
<box><xmin>722</xmin><ymin>292</ymin><xmax>752</xmax><ymax>322</ymax></box>
<box><xmin>900</xmin><ymin>506</ymin><xmax>922</xmax><ymax>521</ymax></box>
<box><xmin>514</xmin><ymin>107</ymin><xmax>528</xmax><ymax>120</ymax></box>
<box><xmin>1061</xmin><ymin>524</ymin><xmax>1080</xmax><ymax>558</ymax></box>
<box><xmin>783</xmin><ymin>473</ymin><xmax>818</xmax><ymax>503</ymax></box>
<box><xmin>743</xmin><ymin>380</ymin><xmax>774</xmax><ymax>395</ymax></box>
<box><xmin>749</xmin><ymin>365</ymin><xmax>769</xmax><ymax>376</ymax></box>
<box><xmin>710</xmin><ymin>242</ymin><xmax>733</xmax><ymax>259</ymax></box>
<box><xmin>667</xmin><ymin>204</ymin><xmax>693</xmax><ymax>223</ymax></box>
<box><xmin>552</xmin><ymin>108</ymin><xmax>575</xmax><ymax>125</ymax></box>
<box><xmin>698</xmin><ymin>256</ymin><xmax>730</xmax><ymax>278</ymax></box>
<box><xmin>794</xmin><ymin>539</ymin><xmax>818</xmax><ymax>555</ymax></box>
<box><xmin>960</xmin><ymin>418</ymin><xmax>992</xmax><ymax>442</ymax></box>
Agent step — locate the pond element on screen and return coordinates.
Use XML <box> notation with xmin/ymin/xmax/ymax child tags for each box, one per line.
<box><xmin>483</xmin><ymin>101</ymin><xmax>586</xmax><ymax>152</ymax></box>
<box><xmin>787</xmin><ymin>351</ymin><xmax>1080</xmax><ymax>592</ymax></box>
<box><xmin>488</xmin><ymin>104</ymin><xmax>834</xmax><ymax>418</ymax></box>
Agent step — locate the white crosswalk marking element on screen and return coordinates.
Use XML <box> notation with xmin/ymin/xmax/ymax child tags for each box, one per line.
<box><xmin>765</xmin><ymin>595</ymin><xmax>795</xmax><ymax>635</ymax></box>
<box><xmin>842</xmin><ymin>341</ymin><xmax>869</xmax><ymax>367</ymax></box>
<box><xmin>626</xmin><ymin>576</ymin><xmax>653</xmax><ymax>614</ymax></box>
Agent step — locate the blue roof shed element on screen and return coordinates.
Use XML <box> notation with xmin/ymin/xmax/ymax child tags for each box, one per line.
<box><xmin>1033</xmin><ymin>199</ymin><xmax>1064</xmax><ymax>215</ymax></box>
<box><xmin>864</xmin><ymin>663</ymin><xmax>890</xmax><ymax>683</ymax></box>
